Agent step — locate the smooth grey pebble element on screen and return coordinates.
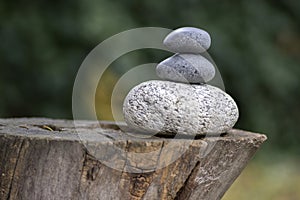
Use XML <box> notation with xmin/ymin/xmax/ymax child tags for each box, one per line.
<box><xmin>164</xmin><ymin>27</ymin><xmax>211</xmax><ymax>53</ymax></box>
<box><xmin>156</xmin><ymin>53</ymin><xmax>215</xmax><ymax>83</ymax></box>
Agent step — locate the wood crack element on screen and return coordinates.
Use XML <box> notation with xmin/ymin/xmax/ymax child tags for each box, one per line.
<box><xmin>174</xmin><ymin>161</ymin><xmax>200</xmax><ymax>200</ymax></box>
<box><xmin>6</xmin><ymin>138</ymin><xmax>25</xmax><ymax>200</ymax></box>
<box><xmin>78</xmin><ymin>148</ymin><xmax>88</xmax><ymax>194</ymax></box>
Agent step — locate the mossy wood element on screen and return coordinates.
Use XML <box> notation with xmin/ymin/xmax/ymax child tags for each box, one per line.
<box><xmin>0</xmin><ymin>118</ymin><xmax>266</xmax><ymax>200</ymax></box>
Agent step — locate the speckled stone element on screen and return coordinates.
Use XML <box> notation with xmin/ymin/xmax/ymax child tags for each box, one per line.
<box><xmin>123</xmin><ymin>80</ymin><xmax>239</xmax><ymax>136</ymax></box>
<box><xmin>156</xmin><ymin>54</ymin><xmax>215</xmax><ymax>83</ymax></box>
<box><xmin>164</xmin><ymin>27</ymin><xmax>211</xmax><ymax>53</ymax></box>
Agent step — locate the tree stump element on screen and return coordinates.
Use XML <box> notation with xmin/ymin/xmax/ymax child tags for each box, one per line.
<box><xmin>0</xmin><ymin>118</ymin><xmax>266</xmax><ymax>200</ymax></box>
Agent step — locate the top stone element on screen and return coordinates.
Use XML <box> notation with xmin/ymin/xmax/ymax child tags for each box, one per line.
<box><xmin>164</xmin><ymin>27</ymin><xmax>211</xmax><ymax>53</ymax></box>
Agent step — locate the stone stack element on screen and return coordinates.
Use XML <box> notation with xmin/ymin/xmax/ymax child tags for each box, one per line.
<box><xmin>123</xmin><ymin>27</ymin><xmax>239</xmax><ymax>136</ymax></box>
<box><xmin>157</xmin><ymin>27</ymin><xmax>214</xmax><ymax>84</ymax></box>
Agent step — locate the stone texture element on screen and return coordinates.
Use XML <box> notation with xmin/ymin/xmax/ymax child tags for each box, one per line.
<box><xmin>164</xmin><ymin>27</ymin><xmax>211</xmax><ymax>53</ymax></box>
<box><xmin>123</xmin><ymin>80</ymin><xmax>239</xmax><ymax>136</ymax></box>
<box><xmin>156</xmin><ymin>54</ymin><xmax>215</xmax><ymax>83</ymax></box>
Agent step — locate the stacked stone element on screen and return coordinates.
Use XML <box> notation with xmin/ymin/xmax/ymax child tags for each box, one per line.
<box><xmin>157</xmin><ymin>27</ymin><xmax>214</xmax><ymax>84</ymax></box>
<box><xmin>123</xmin><ymin>27</ymin><xmax>239</xmax><ymax>136</ymax></box>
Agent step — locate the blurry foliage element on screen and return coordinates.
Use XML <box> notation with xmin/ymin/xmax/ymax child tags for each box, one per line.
<box><xmin>224</xmin><ymin>156</ymin><xmax>300</xmax><ymax>200</ymax></box>
<box><xmin>0</xmin><ymin>0</ymin><xmax>300</xmax><ymax>155</ymax></box>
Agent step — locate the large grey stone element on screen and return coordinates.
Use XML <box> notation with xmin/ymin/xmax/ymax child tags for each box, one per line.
<box><xmin>156</xmin><ymin>54</ymin><xmax>215</xmax><ymax>83</ymax></box>
<box><xmin>164</xmin><ymin>27</ymin><xmax>211</xmax><ymax>53</ymax></box>
<box><xmin>123</xmin><ymin>80</ymin><xmax>239</xmax><ymax>136</ymax></box>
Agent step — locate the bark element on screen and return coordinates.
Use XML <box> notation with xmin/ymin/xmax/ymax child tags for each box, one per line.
<box><xmin>0</xmin><ymin>118</ymin><xmax>267</xmax><ymax>200</ymax></box>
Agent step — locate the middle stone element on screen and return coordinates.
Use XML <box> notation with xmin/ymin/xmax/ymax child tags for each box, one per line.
<box><xmin>156</xmin><ymin>54</ymin><xmax>215</xmax><ymax>83</ymax></box>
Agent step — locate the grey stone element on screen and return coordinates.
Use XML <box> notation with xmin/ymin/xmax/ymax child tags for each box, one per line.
<box><xmin>156</xmin><ymin>54</ymin><xmax>215</xmax><ymax>83</ymax></box>
<box><xmin>123</xmin><ymin>80</ymin><xmax>239</xmax><ymax>136</ymax></box>
<box><xmin>164</xmin><ymin>27</ymin><xmax>211</xmax><ymax>53</ymax></box>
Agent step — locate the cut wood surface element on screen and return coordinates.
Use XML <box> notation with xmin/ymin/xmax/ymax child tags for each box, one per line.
<box><xmin>0</xmin><ymin>118</ymin><xmax>267</xmax><ymax>200</ymax></box>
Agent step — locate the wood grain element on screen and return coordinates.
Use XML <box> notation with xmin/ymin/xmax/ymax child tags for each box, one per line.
<box><xmin>0</xmin><ymin>118</ymin><xmax>266</xmax><ymax>200</ymax></box>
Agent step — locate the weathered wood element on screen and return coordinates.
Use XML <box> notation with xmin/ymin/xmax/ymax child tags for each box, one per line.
<box><xmin>0</xmin><ymin>118</ymin><xmax>266</xmax><ymax>200</ymax></box>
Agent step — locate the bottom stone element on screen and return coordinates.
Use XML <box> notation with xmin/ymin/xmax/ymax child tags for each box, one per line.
<box><xmin>123</xmin><ymin>80</ymin><xmax>239</xmax><ymax>136</ymax></box>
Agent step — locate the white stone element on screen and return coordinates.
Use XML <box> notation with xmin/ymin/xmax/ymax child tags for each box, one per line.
<box><xmin>123</xmin><ymin>80</ymin><xmax>239</xmax><ymax>136</ymax></box>
<box><xmin>164</xmin><ymin>27</ymin><xmax>211</xmax><ymax>53</ymax></box>
<box><xmin>156</xmin><ymin>54</ymin><xmax>215</xmax><ymax>83</ymax></box>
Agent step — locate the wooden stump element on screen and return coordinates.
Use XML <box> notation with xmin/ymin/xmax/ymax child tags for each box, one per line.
<box><xmin>0</xmin><ymin>118</ymin><xmax>266</xmax><ymax>200</ymax></box>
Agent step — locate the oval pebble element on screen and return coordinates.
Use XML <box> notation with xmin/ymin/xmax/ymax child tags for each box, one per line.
<box><xmin>164</xmin><ymin>27</ymin><xmax>211</xmax><ymax>53</ymax></box>
<box><xmin>123</xmin><ymin>80</ymin><xmax>239</xmax><ymax>136</ymax></box>
<box><xmin>156</xmin><ymin>54</ymin><xmax>215</xmax><ymax>83</ymax></box>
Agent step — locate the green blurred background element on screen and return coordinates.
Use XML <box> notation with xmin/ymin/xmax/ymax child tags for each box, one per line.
<box><xmin>1</xmin><ymin>0</ymin><xmax>300</xmax><ymax>199</ymax></box>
